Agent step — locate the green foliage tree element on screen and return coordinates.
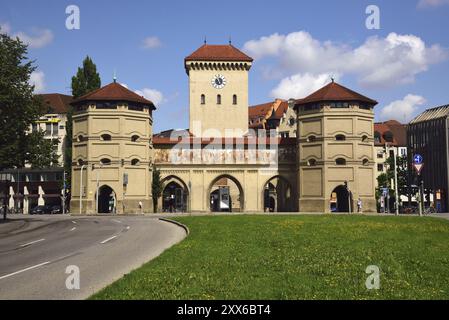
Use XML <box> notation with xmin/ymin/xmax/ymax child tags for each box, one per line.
<box><xmin>152</xmin><ymin>167</ymin><xmax>163</xmax><ymax>213</ymax></box>
<box><xmin>65</xmin><ymin>56</ymin><xmax>101</xmax><ymax>189</ymax></box>
<box><xmin>376</xmin><ymin>153</ymin><xmax>408</xmax><ymax>209</ymax></box>
<box><xmin>0</xmin><ymin>30</ymin><xmax>56</xmax><ymax>170</ymax></box>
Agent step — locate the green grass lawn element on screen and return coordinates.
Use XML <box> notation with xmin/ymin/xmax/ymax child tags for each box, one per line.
<box><xmin>91</xmin><ymin>215</ymin><xmax>449</xmax><ymax>299</ymax></box>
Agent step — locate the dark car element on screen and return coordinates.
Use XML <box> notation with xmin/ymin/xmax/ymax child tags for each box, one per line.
<box><xmin>30</xmin><ymin>205</ymin><xmax>53</xmax><ymax>215</ymax></box>
<box><xmin>50</xmin><ymin>205</ymin><xmax>62</xmax><ymax>214</ymax></box>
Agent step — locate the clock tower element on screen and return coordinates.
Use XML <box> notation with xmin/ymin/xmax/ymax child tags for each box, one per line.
<box><xmin>185</xmin><ymin>43</ymin><xmax>253</xmax><ymax>138</ymax></box>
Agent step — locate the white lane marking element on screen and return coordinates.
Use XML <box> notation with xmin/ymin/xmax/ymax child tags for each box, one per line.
<box><xmin>100</xmin><ymin>235</ymin><xmax>117</xmax><ymax>244</ymax></box>
<box><xmin>112</xmin><ymin>219</ymin><xmax>122</xmax><ymax>224</ymax></box>
<box><xmin>72</xmin><ymin>221</ymin><xmax>77</xmax><ymax>224</ymax></box>
<box><xmin>0</xmin><ymin>261</ymin><xmax>50</xmax><ymax>280</ymax></box>
<box><xmin>19</xmin><ymin>238</ymin><xmax>45</xmax><ymax>248</ymax></box>
<box><xmin>70</xmin><ymin>227</ymin><xmax>76</xmax><ymax>231</ymax></box>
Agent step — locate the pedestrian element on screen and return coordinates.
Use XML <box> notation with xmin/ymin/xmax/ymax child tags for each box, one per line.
<box><xmin>357</xmin><ymin>198</ymin><xmax>362</xmax><ymax>213</ymax></box>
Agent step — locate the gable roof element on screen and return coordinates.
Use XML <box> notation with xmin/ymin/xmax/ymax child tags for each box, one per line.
<box><xmin>295</xmin><ymin>81</ymin><xmax>377</xmax><ymax>106</ymax></box>
<box><xmin>185</xmin><ymin>44</ymin><xmax>253</xmax><ymax>62</ymax></box>
<box><xmin>37</xmin><ymin>93</ymin><xmax>73</xmax><ymax>114</ymax></box>
<box><xmin>71</xmin><ymin>82</ymin><xmax>156</xmax><ymax>109</ymax></box>
<box><xmin>374</xmin><ymin>121</ymin><xmax>407</xmax><ymax>147</ymax></box>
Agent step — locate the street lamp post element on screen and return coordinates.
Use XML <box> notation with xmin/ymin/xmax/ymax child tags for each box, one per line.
<box><xmin>95</xmin><ymin>163</ymin><xmax>103</xmax><ymax>214</ymax></box>
<box><xmin>79</xmin><ymin>164</ymin><xmax>86</xmax><ymax>215</ymax></box>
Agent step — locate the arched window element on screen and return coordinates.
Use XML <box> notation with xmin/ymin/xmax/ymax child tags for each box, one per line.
<box><xmin>335</xmin><ymin>134</ymin><xmax>346</xmax><ymax>141</ymax></box>
<box><xmin>362</xmin><ymin>135</ymin><xmax>368</xmax><ymax>142</ymax></box>
<box><xmin>307</xmin><ymin>135</ymin><xmax>316</xmax><ymax>142</ymax></box>
<box><xmin>77</xmin><ymin>135</ymin><xmax>85</xmax><ymax>142</ymax></box>
<box><xmin>131</xmin><ymin>135</ymin><xmax>139</xmax><ymax>142</ymax></box>
<box><xmin>335</xmin><ymin>158</ymin><xmax>346</xmax><ymax>165</ymax></box>
<box><xmin>217</xmin><ymin>94</ymin><xmax>221</xmax><ymax>105</ymax></box>
<box><xmin>233</xmin><ymin>94</ymin><xmax>237</xmax><ymax>105</ymax></box>
<box><xmin>100</xmin><ymin>134</ymin><xmax>111</xmax><ymax>141</ymax></box>
<box><xmin>307</xmin><ymin>159</ymin><xmax>317</xmax><ymax>166</ymax></box>
<box><xmin>77</xmin><ymin>159</ymin><xmax>84</xmax><ymax>166</ymax></box>
<box><xmin>201</xmin><ymin>94</ymin><xmax>205</xmax><ymax>105</ymax></box>
<box><xmin>100</xmin><ymin>158</ymin><xmax>111</xmax><ymax>165</ymax></box>
<box><xmin>131</xmin><ymin>159</ymin><xmax>140</xmax><ymax>166</ymax></box>
<box><xmin>362</xmin><ymin>158</ymin><xmax>369</xmax><ymax>166</ymax></box>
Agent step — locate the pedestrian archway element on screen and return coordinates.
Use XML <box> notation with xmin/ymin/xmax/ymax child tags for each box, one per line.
<box><xmin>161</xmin><ymin>176</ymin><xmax>189</xmax><ymax>212</ymax></box>
<box><xmin>262</xmin><ymin>176</ymin><xmax>293</xmax><ymax>212</ymax></box>
<box><xmin>98</xmin><ymin>185</ymin><xmax>116</xmax><ymax>214</ymax></box>
<box><xmin>330</xmin><ymin>185</ymin><xmax>351</xmax><ymax>213</ymax></box>
<box><xmin>208</xmin><ymin>175</ymin><xmax>244</xmax><ymax>212</ymax></box>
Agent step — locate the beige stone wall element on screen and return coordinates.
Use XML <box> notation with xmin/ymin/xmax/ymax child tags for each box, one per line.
<box><xmin>277</xmin><ymin>104</ymin><xmax>297</xmax><ymax>137</ymax></box>
<box><xmin>71</xmin><ymin>103</ymin><xmax>153</xmax><ymax>214</ymax></box>
<box><xmin>187</xmin><ymin>61</ymin><xmax>251</xmax><ymax>137</ymax></box>
<box><xmin>298</xmin><ymin>104</ymin><xmax>376</xmax><ymax>212</ymax></box>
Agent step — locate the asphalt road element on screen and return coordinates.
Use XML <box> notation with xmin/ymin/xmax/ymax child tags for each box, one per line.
<box><xmin>0</xmin><ymin>214</ymin><xmax>186</xmax><ymax>300</ymax></box>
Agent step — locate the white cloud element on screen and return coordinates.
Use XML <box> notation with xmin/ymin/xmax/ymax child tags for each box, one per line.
<box><xmin>29</xmin><ymin>71</ymin><xmax>46</xmax><ymax>93</ymax></box>
<box><xmin>418</xmin><ymin>0</ymin><xmax>449</xmax><ymax>8</ymax></box>
<box><xmin>270</xmin><ymin>73</ymin><xmax>338</xmax><ymax>99</ymax></box>
<box><xmin>135</xmin><ymin>88</ymin><xmax>164</xmax><ymax>105</ymax></box>
<box><xmin>379</xmin><ymin>94</ymin><xmax>426</xmax><ymax>123</ymax></box>
<box><xmin>1</xmin><ymin>22</ymin><xmax>53</xmax><ymax>48</ymax></box>
<box><xmin>243</xmin><ymin>31</ymin><xmax>447</xmax><ymax>88</ymax></box>
<box><xmin>142</xmin><ymin>36</ymin><xmax>162</xmax><ymax>49</ymax></box>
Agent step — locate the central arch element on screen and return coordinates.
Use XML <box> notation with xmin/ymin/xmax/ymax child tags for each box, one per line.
<box><xmin>207</xmin><ymin>174</ymin><xmax>244</xmax><ymax>212</ymax></box>
<box><xmin>261</xmin><ymin>175</ymin><xmax>293</xmax><ymax>212</ymax></box>
<box><xmin>161</xmin><ymin>175</ymin><xmax>189</xmax><ymax>213</ymax></box>
<box><xmin>98</xmin><ymin>185</ymin><xmax>116</xmax><ymax>214</ymax></box>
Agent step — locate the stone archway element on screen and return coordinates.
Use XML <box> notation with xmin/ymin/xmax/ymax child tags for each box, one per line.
<box><xmin>330</xmin><ymin>185</ymin><xmax>351</xmax><ymax>213</ymax></box>
<box><xmin>98</xmin><ymin>185</ymin><xmax>116</xmax><ymax>214</ymax></box>
<box><xmin>161</xmin><ymin>175</ymin><xmax>189</xmax><ymax>213</ymax></box>
<box><xmin>207</xmin><ymin>174</ymin><xmax>244</xmax><ymax>212</ymax></box>
<box><xmin>262</xmin><ymin>176</ymin><xmax>293</xmax><ymax>212</ymax></box>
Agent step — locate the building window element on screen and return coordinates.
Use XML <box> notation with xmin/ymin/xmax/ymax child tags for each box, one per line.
<box><xmin>52</xmin><ymin>123</ymin><xmax>58</xmax><ymax>135</ymax></box>
<box><xmin>362</xmin><ymin>135</ymin><xmax>368</xmax><ymax>142</ymax></box>
<box><xmin>233</xmin><ymin>94</ymin><xmax>237</xmax><ymax>105</ymax></box>
<box><xmin>335</xmin><ymin>158</ymin><xmax>346</xmax><ymax>165</ymax></box>
<box><xmin>131</xmin><ymin>135</ymin><xmax>139</xmax><ymax>142</ymax></box>
<box><xmin>280</xmin><ymin>132</ymin><xmax>289</xmax><ymax>138</ymax></box>
<box><xmin>307</xmin><ymin>135</ymin><xmax>316</xmax><ymax>142</ymax></box>
<box><xmin>377</xmin><ymin>151</ymin><xmax>384</xmax><ymax>159</ymax></box>
<box><xmin>307</xmin><ymin>159</ymin><xmax>317</xmax><ymax>166</ymax></box>
<box><xmin>362</xmin><ymin>159</ymin><xmax>369</xmax><ymax>166</ymax></box>
<box><xmin>377</xmin><ymin>164</ymin><xmax>384</xmax><ymax>172</ymax></box>
<box><xmin>131</xmin><ymin>159</ymin><xmax>140</xmax><ymax>166</ymax></box>
<box><xmin>77</xmin><ymin>135</ymin><xmax>85</xmax><ymax>142</ymax></box>
<box><xmin>100</xmin><ymin>134</ymin><xmax>112</xmax><ymax>141</ymax></box>
<box><xmin>100</xmin><ymin>158</ymin><xmax>111</xmax><ymax>165</ymax></box>
<box><xmin>201</xmin><ymin>94</ymin><xmax>205</xmax><ymax>105</ymax></box>
<box><xmin>217</xmin><ymin>94</ymin><xmax>221</xmax><ymax>105</ymax></box>
<box><xmin>335</xmin><ymin>134</ymin><xmax>346</xmax><ymax>141</ymax></box>
<box><xmin>45</xmin><ymin>123</ymin><xmax>52</xmax><ymax>136</ymax></box>
<box><xmin>77</xmin><ymin>159</ymin><xmax>84</xmax><ymax>166</ymax></box>
<box><xmin>32</xmin><ymin>123</ymin><xmax>38</xmax><ymax>132</ymax></box>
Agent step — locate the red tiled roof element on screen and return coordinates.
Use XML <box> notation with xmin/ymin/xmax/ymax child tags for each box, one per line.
<box><xmin>248</xmin><ymin>102</ymin><xmax>273</xmax><ymax>119</ymax></box>
<box><xmin>185</xmin><ymin>44</ymin><xmax>253</xmax><ymax>62</ymax></box>
<box><xmin>71</xmin><ymin>82</ymin><xmax>156</xmax><ymax>109</ymax></box>
<box><xmin>271</xmin><ymin>100</ymin><xmax>288</xmax><ymax>119</ymax></box>
<box><xmin>295</xmin><ymin>81</ymin><xmax>377</xmax><ymax>106</ymax></box>
<box><xmin>374</xmin><ymin>121</ymin><xmax>406</xmax><ymax>147</ymax></box>
<box><xmin>37</xmin><ymin>93</ymin><xmax>73</xmax><ymax>114</ymax></box>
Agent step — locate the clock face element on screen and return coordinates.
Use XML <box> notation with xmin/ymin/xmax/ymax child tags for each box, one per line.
<box><xmin>211</xmin><ymin>74</ymin><xmax>227</xmax><ymax>89</ymax></box>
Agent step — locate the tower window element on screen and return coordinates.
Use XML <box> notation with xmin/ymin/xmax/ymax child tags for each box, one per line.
<box><xmin>307</xmin><ymin>135</ymin><xmax>316</xmax><ymax>142</ymax></box>
<box><xmin>217</xmin><ymin>94</ymin><xmax>221</xmax><ymax>105</ymax></box>
<box><xmin>201</xmin><ymin>94</ymin><xmax>205</xmax><ymax>105</ymax></box>
<box><xmin>335</xmin><ymin>134</ymin><xmax>346</xmax><ymax>141</ymax></box>
<box><xmin>131</xmin><ymin>135</ymin><xmax>139</xmax><ymax>142</ymax></box>
<box><xmin>307</xmin><ymin>159</ymin><xmax>317</xmax><ymax>166</ymax></box>
<box><xmin>131</xmin><ymin>159</ymin><xmax>140</xmax><ymax>166</ymax></box>
<box><xmin>233</xmin><ymin>94</ymin><xmax>237</xmax><ymax>105</ymax></box>
<box><xmin>100</xmin><ymin>158</ymin><xmax>111</xmax><ymax>165</ymax></box>
<box><xmin>362</xmin><ymin>135</ymin><xmax>368</xmax><ymax>142</ymax></box>
<box><xmin>100</xmin><ymin>134</ymin><xmax>112</xmax><ymax>141</ymax></box>
<box><xmin>362</xmin><ymin>159</ymin><xmax>369</xmax><ymax>166</ymax></box>
<box><xmin>335</xmin><ymin>158</ymin><xmax>346</xmax><ymax>165</ymax></box>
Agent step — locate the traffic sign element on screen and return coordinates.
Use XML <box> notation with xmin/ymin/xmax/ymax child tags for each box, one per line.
<box><xmin>413</xmin><ymin>163</ymin><xmax>424</xmax><ymax>175</ymax></box>
<box><xmin>413</xmin><ymin>154</ymin><xmax>423</xmax><ymax>164</ymax></box>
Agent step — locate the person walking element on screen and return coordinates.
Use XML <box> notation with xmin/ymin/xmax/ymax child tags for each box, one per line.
<box><xmin>357</xmin><ymin>198</ymin><xmax>362</xmax><ymax>213</ymax></box>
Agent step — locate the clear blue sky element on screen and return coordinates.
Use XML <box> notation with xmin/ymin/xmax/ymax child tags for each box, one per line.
<box><xmin>1</xmin><ymin>0</ymin><xmax>448</xmax><ymax>132</ymax></box>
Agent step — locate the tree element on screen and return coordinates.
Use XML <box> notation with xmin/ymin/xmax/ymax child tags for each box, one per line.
<box><xmin>0</xmin><ymin>30</ymin><xmax>56</xmax><ymax>170</ymax></box>
<box><xmin>65</xmin><ymin>56</ymin><xmax>101</xmax><ymax>189</ymax></box>
<box><xmin>152</xmin><ymin>167</ymin><xmax>163</xmax><ymax>213</ymax></box>
<box><xmin>376</xmin><ymin>153</ymin><xmax>408</xmax><ymax>210</ymax></box>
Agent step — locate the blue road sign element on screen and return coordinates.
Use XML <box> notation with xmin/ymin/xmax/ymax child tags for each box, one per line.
<box><xmin>413</xmin><ymin>154</ymin><xmax>423</xmax><ymax>164</ymax></box>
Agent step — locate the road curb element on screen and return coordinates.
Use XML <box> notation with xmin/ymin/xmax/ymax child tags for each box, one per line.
<box><xmin>158</xmin><ymin>218</ymin><xmax>190</xmax><ymax>235</ymax></box>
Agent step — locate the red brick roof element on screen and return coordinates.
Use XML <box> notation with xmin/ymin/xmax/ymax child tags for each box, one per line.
<box><xmin>37</xmin><ymin>93</ymin><xmax>73</xmax><ymax>114</ymax></box>
<box><xmin>295</xmin><ymin>81</ymin><xmax>377</xmax><ymax>106</ymax></box>
<box><xmin>71</xmin><ymin>82</ymin><xmax>156</xmax><ymax>109</ymax></box>
<box><xmin>185</xmin><ymin>44</ymin><xmax>253</xmax><ymax>62</ymax></box>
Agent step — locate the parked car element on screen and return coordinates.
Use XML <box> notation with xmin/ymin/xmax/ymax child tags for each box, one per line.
<box><xmin>30</xmin><ymin>205</ymin><xmax>53</xmax><ymax>215</ymax></box>
<box><xmin>50</xmin><ymin>205</ymin><xmax>62</xmax><ymax>214</ymax></box>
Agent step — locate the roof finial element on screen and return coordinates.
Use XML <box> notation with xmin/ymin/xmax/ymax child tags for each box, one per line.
<box><xmin>113</xmin><ymin>69</ymin><xmax>117</xmax><ymax>83</ymax></box>
<box><xmin>204</xmin><ymin>36</ymin><xmax>207</xmax><ymax>45</ymax></box>
<box><xmin>331</xmin><ymin>75</ymin><xmax>334</xmax><ymax>83</ymax></box>
<box><xmin>229</xmin><ymin>36</ymin><xmax>232</xmax><ymax>45</ymax></box>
